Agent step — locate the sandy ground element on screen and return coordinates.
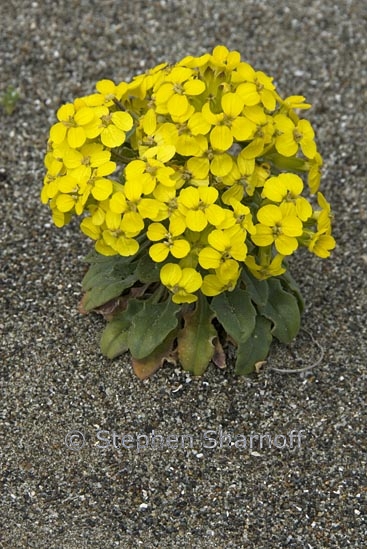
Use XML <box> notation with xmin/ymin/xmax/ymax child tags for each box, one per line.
<box><xmin>1</xmin><ymin>1</ymin><xmax>367</xmax><ymax>547</ymax></box>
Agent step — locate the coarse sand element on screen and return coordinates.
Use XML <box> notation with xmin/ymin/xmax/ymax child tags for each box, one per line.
<box><xmin>1</xmin><ymin>1</ymin><xmax>366</xmax><ymax>547</ymax></box>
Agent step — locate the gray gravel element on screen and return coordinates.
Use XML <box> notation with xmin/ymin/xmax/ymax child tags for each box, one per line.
<box><xmin>1</xmin><ymin>1</ymin><xmax>367</xmax><ymax>547</ymax></box>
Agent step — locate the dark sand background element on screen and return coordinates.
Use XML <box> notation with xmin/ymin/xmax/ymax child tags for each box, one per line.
<box><xmin>1</xmin><ymin>1</ymin><xmax>366</xmax><ymax>547</ymax></box>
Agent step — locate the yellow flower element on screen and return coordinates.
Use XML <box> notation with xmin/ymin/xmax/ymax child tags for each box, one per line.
<box><xmin>178</xmin><ymin>186</ymin><xmax>225</xmax><ymax>231</ymax></box>
<box><xmin>41</xmin><ymin>154</ymin><xmax>64</xmax><ymax>203</ymax></box>
<box><xmin>274</xmin><ymin>114</ymin><xmax>316</xmax><ymax>159</ymax></box>
<box><xmin>210</xmin><ymin>45</ymin><xmax>241</xmax><ymax>72</ymax></box>
<box><xmin>222</xmin><ymin>162</ymin><xmax>270</xmax><ymax>202</ymax></box>
<box><xmin>186</xmin><ymin>140</ymin><xmax>233</xmax><ymax>178</ymax></box>
<box><xmin>109</xmin><ymin>182</ymin><xmax>159</xmax><ymax>234</ymax></box>
<box><xmin>125</xmin><ymin>158</ymin><xmax>176</xmax><ymax>191</ymax></box>
<box><xmin>307</xmin><ymin>232</ymin><xmax>336</xmax><ymax>258</ymax></box>
<box><xmin>59</xmin><ymin>143</ymin><xmax>114</xmax><ymax>176</ymax></box>
<box><xmin>50</xmin><ymin>204</ymin><xmax>71</xmax><ymax>228</ymax></box>
<box><xmin>199</xmin><ymin>226</ymin><xmax>247</xmax><ymax>269</ymax></box>
<box><xmin>315</xmin><ymin>192</ymin><xmax>333</xmax><ymax>234</ymax></box>
<box><xmin>127</xmin><ymin>62</ymin><xmax>168</xmax><ymax>100</ymax></box>
<box><xmin>201</xmin><ymin>259</ymin><xmax>240</xmax><ymax>296</ymax></box>
<box><xmin>175</xmin><ymin>127</ymin><xmax>208</xmax><ymax>158</ymax></box>
<box><xmin>262</xmin><ymin>173</ymin><xmax>312</xmax><ymax>221</ymax></box>
<box><xmin>202</xmin><ymin>93</ymin><xmax>254</xmax><ymax>151</ymax></box>
<box><xmin>252</xmin><ymin>204</ymin><xmax>303</xmax><ymax>255</ymax></box>
<box><xmin>54</xmin><ymin>176</ymin><xmax>81</xmax><ymax>213</ymax></box>
<box><xmin>160</xmin><ymin>263</ymin><xmax>202</xmax><ymax>303</ymax></box>
<box><xmin>102</xmin><ymin>210</ymin><xmax>141</xmax><ymax>256</ymax></box>
<box><xmin>152</xmin><ymin>184</ymin><xmax>182</xmax><ymax>222</ymax></box>
<box><xmin>154</xmin><ymin>66</ymin><xmax>206</xmax><ymax>119</ymax></box>
<box><xmin>43</xmin><ymin>46</ymin><xmax>333</xmax><ymax>276</ymax></box>
<box><xmin>226</xmin><ymin>198</ymin><xmax>255</xmax><ymax>234</ymax></box>
<box><xmin>95</xmin><ymin>79</ymin><xmax>128</xmax><ymax>106</ymax></box>
<box><xmin>280</xmin><ymin>95</ymin><xmax>311</xmax><ymax>111</ymax></box>
<box><xmin>138</xmin><ymin>110</ymin><xmax>178</xmax><ymax>161</ymax></box>
<box><xmin>178</xmin><ymin>53</ymin><xmax>211</xmax><ymax>70</ymax></box>
<box><xmin>147</xmin><ymin>220</ymin><xmax>190</xmax><ymax>262</ymax></box>
<box><xmin>234</xmin><ymin>63</ymin><xmax>276</xmax><ymax>111</ymax></box>
<box><xmin>245</xmin><ymin>254</ymin><xmax>286</xmax><ymax>280</ymax></box>
<box><xmin>307</xmin><ymin>152</ymin><xmax>323</xmax><ymax>193</ymax></box>
<box><xmin>98</xmin><ymin>109</ymin><xmax>133</xmax><ymax>148</ymax></box>
<box><xmin>48</xmin><ymin>148</ymin><xmax>115</xmax><ymax>216</ymax></box>
<box><xmin>49</xmin><ymin>103</ymin><xmax>99</xmax><ymax>149</ymax></box>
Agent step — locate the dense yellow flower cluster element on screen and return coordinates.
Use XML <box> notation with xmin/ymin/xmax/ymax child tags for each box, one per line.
<box><xmin>42</xmin><ymin>46</ymin><xmax>335</xmax><ymax>303</ymax></box>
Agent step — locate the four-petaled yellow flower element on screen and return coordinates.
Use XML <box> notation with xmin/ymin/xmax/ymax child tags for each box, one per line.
<box><xmin>245</xmin><ymin>254</ymin><xmax>286</xmax><ymax>280</ymax></box>
<box><xmin>307</xmin><ymin>231</ymin><xmax>336</xmax><ymax>258</ymax></box>
<box><xmin>262</xmin><ymin>173</ymin><xmax>312</xmax><ymax>221</ymax></box>
<box><xmin>233</xmin><ymin>62</ymin><xmax>276</xmax><ymax>111</ymax></box>
<box><xmin>98</xmin><ymin>108</ymin><xmax>133</xmax><ymax>148</ymax></box>
<box><xmin>202</xmin><ymin>93</ymin><xmax>254</xmax><ymax>151</ymax></box>
<box><xmin>147</xmin><ymin>220</ymin><xmax>190</xmax><ymax>262</ymax></box>
<box><xmin>274</xmin><ymin>114</ymin><xmax>316</xmax><ymax>159</ymax></box>
<box><xmin>199</xmin><ymin>226</ymin><xmax>247</xmax><ymax>269</ymax></box>
<box><xmin>252</xmin><ymin>204</ymin><xmax>303</xmax><ymax>256</ymax></box>
<box><xmin>178</xmin><ymin>186</ymin><xmax>225</xmax><ymax>231</ymax></box>
<box><xmin>160</xmin><ymin>264</ymin><xmax>202</xmax><ymax>303</ymax></box>
<box><xmin>154</xmin><ymin>66</ymin><xmax>206</xmax><ymax>120</ymax></box>
<box><xmin>50</xmin><ymin>103</ymin><xmax>100</xmax><ymax>149</ymax></box>
<box><xmin>201</xmin><ymin>259</ymin><xmax>241</xmax><ymax>296</ymax></box>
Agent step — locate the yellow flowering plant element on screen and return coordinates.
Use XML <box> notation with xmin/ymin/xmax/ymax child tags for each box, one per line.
<box><xmin>41</xmin><ymin>46</ymin><xmax>335</xmax><ymax>378</ymax></box>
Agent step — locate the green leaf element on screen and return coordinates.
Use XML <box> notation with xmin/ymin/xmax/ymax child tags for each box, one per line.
<box><xmin>100</xmin><ymin>298</ymin><xmax>144</xmax><ymax>358</ymax></box>
<box><xmin>128</xmin><ymin>298</ymin><xmax>180</xmax><ymax>359</ymax></box>
<box><xmin>119</xmin><ymin>145</ymin><xmax>137</xmax><ymax>160</ymax></box>
<box><xmin>178</xmin><ymin>295</ymin><xmax>216</xmax><ymax>376</ymax></box>
<box><xmin>82</xmin><ymin>274</ymin><xmax>138</xmax><ymax>311</ymax></box>
<box><xmin>100</xmin><ymin>313</ymin><xmax>131</xmax><ymax>359</ymax></box>
<box><xmin>81</xmin><ymin>253</ymin><xmax>140</xmax><ymax>311</ymax></box>
<box><xmin>82</xmin><ymin>251</ymin><xmax>136</xmax><ymax>290</ymax></box>
<box><xmin>266</xmin><ymin>153</ymin><xmax>309</xmax><ymax>172</ymax></box>
<box><xmin>279</xmin><ymin>270</ymin><xmax>305</xmax><ymax>314</ymax></box>
<box><xmin>241</xmin><ymin>269</ymin><xmax>269</xmax><ymax>307</ymax></box>
<box><xmin>82</xmin><ymin>262</ymin><xmax>133</xmax><ymax>292</ymax></box>
<box><xmin>132</xmin><ymin>329</ymin><xmax>178</xmax><ymax>380</ymax></box>
<box><xmin>235</xmin><ymin>316</ymin><xmax>273</xmax><ymax>375</ymax></box>
<box><xmin>134</xmin><ymin>254</ymin><xmax>161</xmax><ymax>283</ymax></box>
<box><xmin>258</xmin><ymin>278</ymin><xmax>301</xmax><ymax>343</ymax></box>
<box><xmin>211</xmin><ymin>288</ymin><xmax>257</xmax><ymax>344</ymax></box>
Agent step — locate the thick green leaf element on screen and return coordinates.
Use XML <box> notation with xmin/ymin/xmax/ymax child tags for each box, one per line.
<box><xmin>258</xmin><ymin>278</ymin><xmax>301</xmax><ymax>343</ymax></box>
<box><xmin>279</xmin><ymin>271</ymin><xmax>305</xmax><ymax>314</ymax></box>
<box><xmin>241</xmin><ymin>269</ymin><xmax>269</xmax><ymax>307</ymax></box>
<box><xmin>82</xmin><ymin>274</ymin><xmax>138</xmax><ymax>311</ymax></box>
<box><xmin>178</xmin><ymin>295</ymin><xmax>216</xmax><ymax>376</ymax></box>
<box><xmin>134</xmin><ymin>254</ymin><xmax>161</xmax><ymax>283</ymax></box>
<box><xmin>267</xmin><ymin>153</ymin><xmax>308</xmax><ymax>172</ymax></box>
<box><xmin>128</xmin><ymin>298</ymin><xmax>180</xmax><ymax>359</ymax></box>
<box><xmin>82</xmin><ymin>250</ymin><xmax>137</xmax><ymax>289</ymax></box>
<box><xmin>82</xmin><ymin>261</ymin><xmax>136</xmax><ymax>292</ymax></box>
<box><xmin>132</xmin><ymin>329</ymin><xmax>178</xmax><ymax>380</ymax></box>
<box><xmin>235</xmin><ymin>316</ymin><xmax>273</xmax><ymax>375</ymax></box>
<box><xmin>82</xmin><ymin>265</ymin><xmax>113</xmax><ymax>292</ymax></box>
<box><xmin>211</xmin><ymin>288</ymin><xmax>257</xmax><ymax>344</ymax></box>
<box><xmin>100</xmin><ymin>313</ymin><xmax>131</xmax><ymax>359</ymax></box>
<box><xmin>118</xmin><ymin>145</ymin><xmax>138</xmax><ymax>160</ymax></box>
<box><xmin>100</xmin><ymin>298</ymin><xmax>146</xmax><ymax>358</ymax></box>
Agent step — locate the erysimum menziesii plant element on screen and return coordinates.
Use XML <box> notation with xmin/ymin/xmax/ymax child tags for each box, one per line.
<box><xmin>41</xmin><ymin>45</ymin><xmax>335</xmax><ymax>379</ymax></box>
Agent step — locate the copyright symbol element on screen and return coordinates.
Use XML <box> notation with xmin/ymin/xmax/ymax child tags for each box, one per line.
<box><xmin>65</xmin><ymin>430</ymin><xmax>85</xmax><ymax>451</ymax></box>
